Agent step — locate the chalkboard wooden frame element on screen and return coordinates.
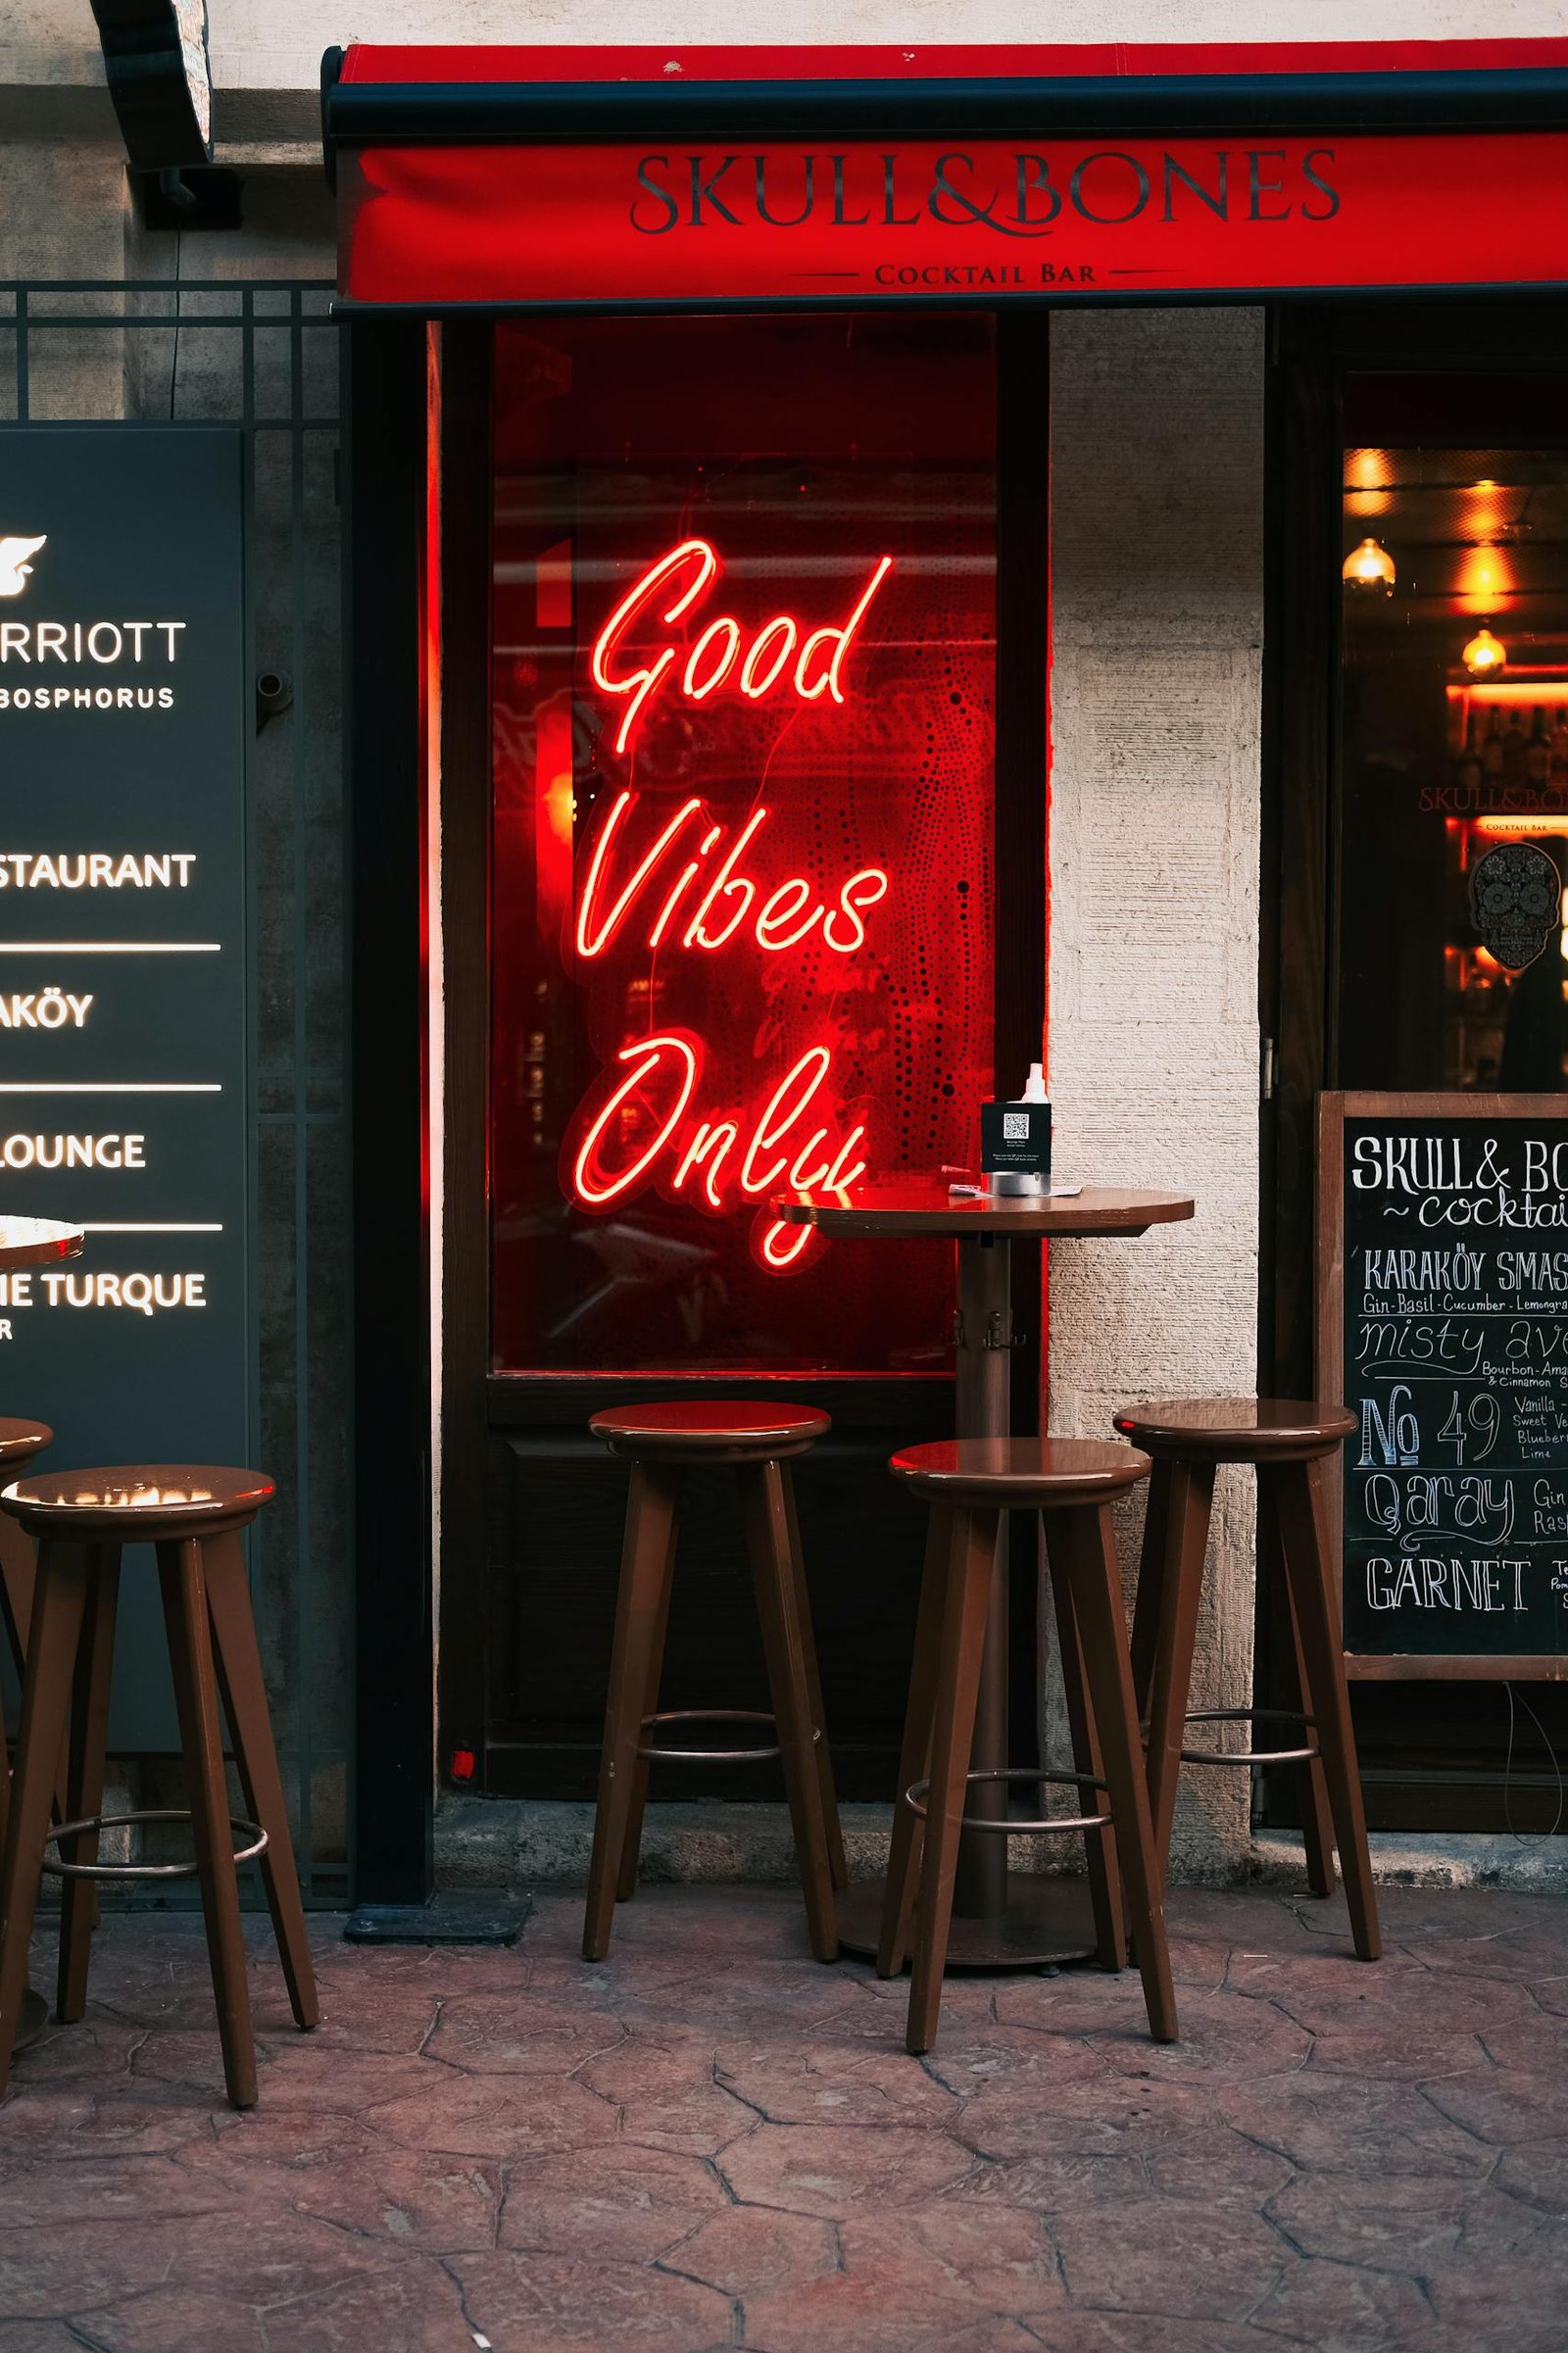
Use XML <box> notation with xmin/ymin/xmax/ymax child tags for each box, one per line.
<box><xmin>1318</xmin><ymin>1090</ymin><xmax>1568</xmax><ymax>1685</ymax></box>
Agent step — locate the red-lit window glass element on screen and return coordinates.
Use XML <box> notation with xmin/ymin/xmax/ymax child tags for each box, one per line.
<box><xmin>490</xmin><ymin>315</ymin><xmax>996</xmax><ymax>1372</ymax></box>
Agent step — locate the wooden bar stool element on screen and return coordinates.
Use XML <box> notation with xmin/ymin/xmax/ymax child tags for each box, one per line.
<box><xmin>0</xmin><ymin>1419</ymin><xmax>53</xmax><ymax>1857</ymax></box>
<box><xmin>878</xmin><ymin>1438</ymin><xmax>1178</xmax><ymax>2056</ymax></box>
<box><xmin>0</xmin><ymin>1466</ymin><xmax>319</xmax><ymax>2109</ymax></box>
<box><xmin>584</xmin><ymin>1402</ymin><xmax>844</xmax><ymax>1966</ymax></box>
<box><xmin>1112</xmin><ymin>1398</ymin><xmax>1380</xmax><ymax>1963</ymax></box>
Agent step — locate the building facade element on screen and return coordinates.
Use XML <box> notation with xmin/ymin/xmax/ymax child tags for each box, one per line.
<box><xmin>5</xmin><ymin>5</ymin><xmax>1568</xmax><ymax>1909</ymax></box>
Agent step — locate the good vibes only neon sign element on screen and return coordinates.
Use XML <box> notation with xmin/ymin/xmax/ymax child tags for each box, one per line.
<box><xmin>564</xmin><ymin>536</ymin><xmax>893</xmax><ymax>1270</ymax></box>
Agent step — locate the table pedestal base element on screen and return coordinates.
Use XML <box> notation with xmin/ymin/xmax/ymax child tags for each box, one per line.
<box><xmin>836</xmin><ymin>1873</ymin><xmax>1102</xmax><ymax>1972</ymax></box>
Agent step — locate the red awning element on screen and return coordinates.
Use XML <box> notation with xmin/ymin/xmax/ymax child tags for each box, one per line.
<box><xmin>336</xmin><ymin>37</ymin><xmax>1568</xmax><ymax>87</ymax></box>
<box><xmin>326</xmin><ymin>40</ymin><xmax>1568</xmax><ymax>310</ymax></box>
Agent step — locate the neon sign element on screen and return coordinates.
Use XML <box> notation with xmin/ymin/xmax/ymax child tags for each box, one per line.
<box><xmin>488</xmin><ymin>310</ymin><xmax>996</xmax><ymax>1371</ymax></box>
<box><xmin>589</xmin><ymin>536</ymin><xmax>893</xmax><ymax>755</ymax></box>
<box><xmin>570</xmin><ymin>1032</ymin><xmax>868</xmax><ymax>1271</ymax></box>
<box><xmin>574</xmin><ymin>790</ymin><xmax>889</xmax><ymax>961</ymax></box>
<box><xmin>568</xmin><ymin>535</ymin><xmax>891</xmax><ymax>1270</ymax></box>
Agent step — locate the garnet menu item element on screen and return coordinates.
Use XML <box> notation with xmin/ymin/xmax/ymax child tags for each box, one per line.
<box><xmin>1319</xmin><ymin>1093</ymin><xmax>1568</xmax><ymax>1670</ymax></box>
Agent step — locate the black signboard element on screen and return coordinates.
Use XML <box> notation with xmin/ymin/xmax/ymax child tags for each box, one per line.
<box><xmin>1319</xmin><ymin>1093</ymin><xmax>1568</xmax><ymax>1675</ymax></box>
<box><xmin>0</xmin><ymin>427</ymin><xmax>247</xmax><ymax>1742</ymax></box>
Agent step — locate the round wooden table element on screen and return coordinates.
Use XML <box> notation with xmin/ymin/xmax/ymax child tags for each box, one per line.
<box><xmin>0</xmin><ymin>1217</ymin><xmax>84</xmax><ymax>1271</ymax></box>
<box><xmin>0</xmin><ymin>1217</ymin><xmax>86</xmax><ymax>2050</ymax></box>
<box><xmin>773</xmin><ymin>1183</ymin><xmax>1195</xmax><ymax>1969</ymax></box>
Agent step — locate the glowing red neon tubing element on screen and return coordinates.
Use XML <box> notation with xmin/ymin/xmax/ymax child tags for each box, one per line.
<box><xmin>575</xmin><ymin>790</ymin><xmax>703</xmax><ymax>958</ymax></box>
<box><xmin>590</xmin><ymin>540</ymin><xmax>716</xmax><ymax>756</ymax></box>
<box><xmin>572</xmin><ymin>1032</ymin><xmax>699</xmax><ymax>1205</ymax></box>
<box><xmin>590</xmin><ymin>539</ymin><xmax>895</xmax><ymax>755</ymax></box>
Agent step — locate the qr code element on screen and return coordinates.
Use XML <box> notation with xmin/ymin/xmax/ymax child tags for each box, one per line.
<box><xmin>1003</xmin><ymin>1110</ymin><xmax>1030</xmax><ymax>1141</ymax></box>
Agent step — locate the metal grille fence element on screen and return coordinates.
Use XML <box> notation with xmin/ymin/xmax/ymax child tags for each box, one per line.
<box><xmin>1</xmin><ymin>281</ymin><xmax>350</xmax><ymax>1904</ymax></box>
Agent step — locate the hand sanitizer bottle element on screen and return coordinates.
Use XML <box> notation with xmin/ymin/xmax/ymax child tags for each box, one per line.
<box><xmin>980</xmin><ymin>1062</ymin><xmax>1053</xmax><ymax>1197</ymax></box>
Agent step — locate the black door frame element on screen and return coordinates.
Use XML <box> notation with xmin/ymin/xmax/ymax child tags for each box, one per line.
<box><xmin>344</xmin><ymin>308</ymin><xmax>1053</xmax><ymax>1890</ymax></box>
<box><xmin>343</xmin><ymin>316</ymin><xmax>436</xmax><ymax>1905</ymax></box>
<box><xmin>1258</xmin><ymin>294</ymin><xmax>1568</xmax><ymax>1833</ymax></box>
<box><xmin>438</xmin><ymin>310</ymin><xmax>1051</xmax><ymax>1806</ymax></box>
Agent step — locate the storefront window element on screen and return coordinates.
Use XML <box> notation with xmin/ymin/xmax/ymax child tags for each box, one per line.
<box><xmin>490</xmin><ymin>316</ymin><xmax>997</xmax><ymax>1371</ymax></box>
<box><xmin>1338</xmin><ymin>376</ymin><xmax>1568</xmax><ymax>1090</ymax></box>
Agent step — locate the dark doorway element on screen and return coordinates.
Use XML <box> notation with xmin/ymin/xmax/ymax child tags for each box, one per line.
<box><xmin>1263</xmin><ymin>300</ymin><xmax>1568</xmax><ymax>1833</ymax></box>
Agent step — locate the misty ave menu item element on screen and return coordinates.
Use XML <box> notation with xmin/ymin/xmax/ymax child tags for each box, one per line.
<box><xmin>0</xmin><ymin>427</ymin><xmax>247</xmax><ymax>1742</ymax></box>
<box><xmin>1320</xmin><ymin>1095</ymin><xmax>1568</xmax><ymax>1663</ymax></box>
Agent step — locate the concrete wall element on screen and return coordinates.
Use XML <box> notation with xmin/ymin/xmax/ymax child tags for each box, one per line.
<box><xmin>1048</xmin><ymin>307</ymin><xmax>1264</xmax><ymax>1875</ymax></box>
<box><xmin>7</xmin><ymin>1</ymin><xmax>1568</xmax><ymax>142</ymax></box>
<box><xmin>6</xmin><ymin>2</ymin><xmax>1568</xmax><ymax>144</ymax></box>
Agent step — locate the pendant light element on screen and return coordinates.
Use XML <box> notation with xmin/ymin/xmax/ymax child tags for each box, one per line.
<box><xmin>1342</xmin><ymin>537</ymin><xmax>1396</xmax><ymax>595</ymax></box>
<box><xmin>1462</xmin><ymin>622</ymin><xmax>1507</xmax><ymax>678</ymax></box>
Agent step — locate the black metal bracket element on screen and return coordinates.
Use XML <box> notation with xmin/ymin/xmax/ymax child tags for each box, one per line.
<box><xmin>344</xmin><ymin>1892</ymin><xmax>531</xmax><ymax>1946</ymax></box>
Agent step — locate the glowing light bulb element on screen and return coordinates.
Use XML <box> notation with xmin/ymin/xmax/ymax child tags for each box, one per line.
<box><xmin>1342</xmin><ymin>537</ymin><xmax>1396</xmax><ymax>595</ymax></box>
<box><xmin>1462</xmin><ymin>623</ymin><xmax>1507</xmax><ymax>678</ymax></box>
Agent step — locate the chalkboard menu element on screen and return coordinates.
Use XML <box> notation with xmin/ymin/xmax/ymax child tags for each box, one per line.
<box><xmin>1319</xmin><ymin>1093</ymin><xmax>1568</xmax><ymax>1672</ymax></box>
<box><xmin>0</xmin><ymin>427</ymin><xmax>248</xmax><ymax>1742</ymax></box>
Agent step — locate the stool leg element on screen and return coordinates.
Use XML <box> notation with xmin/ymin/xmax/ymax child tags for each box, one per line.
<box><xmin>741</xmin><ymin>1461</ymin><xmax>839</xmax><ymax>1964</ymax></box>
<box><xmin>1049</xmin><ymin>1534</ymin><xmax>1126</xmax><ymax>1972</ymax></box>
<box><xmin>1128</xmin><ymin>1455</ymin><xmax>1173</xmax><ymax>1714</ymax></box>
<box><xmin>906</xmin><ymin>1506</ymin><xmax>999</xmax><ymax>2056</ymax></box>
<box><xmin>0</xmin><ymin>1513</ymin><xmax>75</xmax><ymax>1864</ymax></box>
<box><xmin>782</xmin><ymin>1470</ymin><xmax>848</xmax><ymax>1893</ymax></box>
<box><xmin>878</xmin><ymin>1506</ymin><xmax>956</xmax><ymax>1979</ymax></box>
<box><xmin>56</xmin><ymin>1545</ymin><xmax>120</xmax><ymax>2024</ymax></box>
<box><xmin>1259</xmin><ymin>1477</ymin><xmax>1337</xmax><ymax>1899</ymax></box>
<box><xmin>203</xmin><ymin>1533</ymin><xmax>319</xmax><ymax>2032</ymax></box>
<box><xmin>0</xmin><ymin>1540</ymin><xmax>91</xmax><ymax>2097</ymax></box>
<box><xmin>1139</xmin><ymin>1459</ymin><xmax>1215</xmax><ymax>1894</ymax></box>
<box><xmin>584</xmin><ymin>1464</ymin><xmax>681</xmax><ymax>1962</ymax></box>
<box><xmin>614</xmin><ymin>1495</ymin><xmax>678</xmax><ymax>1908</ymax></box>
<box><xmin>1051</xmin><ymin>1503</ymin><xmax>1178</xmax><ymax>2045</ymax></box>
<box><xmin>1270</xmin><ymin>1461</ymin><xmax>1381</xmax><ymax>1962</ymax></box>
<box><xmin>158</xmin><ymin>1539</ymin><xmax>257</xmax><ymax>2110</ymax></box>
<box><xmin>0</xmin><ymin>1511</ymin><xmax>40</xmax><ymax>1691</ymax></box>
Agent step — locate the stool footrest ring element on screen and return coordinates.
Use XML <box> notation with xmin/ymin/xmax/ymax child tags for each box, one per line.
<box><xmin>903</xmin><ymin>1765</ymin><xmax>1111</xmax><ymax>1838</ymax></box>
<box><xmin>1174</xmin><ymin>1706</ymin><xmax>1319</xmax><ymax>1768</ymax></box>
<box><xmin>634</xmin><ymin>1706</ymin><xmax>822</xmax><ymax>1766</ymax></box>
<box><xmin>41</xmin><ymin>1808</ymin><xmax>268</xmax><ymax>1882</ymax></box>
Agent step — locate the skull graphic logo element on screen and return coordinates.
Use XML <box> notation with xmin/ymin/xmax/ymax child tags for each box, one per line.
<box><xmin>1468</xmin><ymin>841</ymin><xmax>1563</xmax><ymax>971</ymax></box>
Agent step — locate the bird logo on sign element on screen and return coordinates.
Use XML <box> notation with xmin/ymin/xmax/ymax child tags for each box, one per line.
<box><xmin>0</xmin><ymin>536</ymin><xmax>46</xmax><ymax>597</ymax></box>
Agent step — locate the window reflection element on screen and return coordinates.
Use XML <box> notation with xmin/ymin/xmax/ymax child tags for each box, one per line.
<box><xmin>1339</xmin><ymin>409</ymin><xmax>1568</xmax><ymax>1091</ymax></box>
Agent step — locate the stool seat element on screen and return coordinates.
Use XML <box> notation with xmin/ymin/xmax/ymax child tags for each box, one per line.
<box><xmin>2</xmin><ymin>1465</ymin><xmax>273</xmax><ymax>1542</ymax></box>
<box><xmin>880</xmin><ymin>1438</ymin><xmax>1176</xmax><ymax>2055</ymax></box>
<box><xmin>1117</xmin><ymin>1399</ymin><xmax>1380</xmax><ymax>1966</ymax></box>
<box><xmin>0</xmin><ymin>1463</ymin><xmax>316</xmax><ymax>2111</ymax></box>
<box><xmin>590</xmin><ymin>1402</ymin><xmax>830</xmax><ymax>1463</ymax></box>
<box><xmin>0</xmin><ymin>1420</ymin><xmax>52</xmax><ymax>1466</ymax></box>
<box><xmin>584</xmin><ymin>1400</ymin><xmax>842</xmax><ymax>1963</ymax></box>
<box><xmin>891</xmin><ymin>1438</ymin><xmax>1151</xmax><ymax>1507</ymax></box>
<box><xmin>1111</xmin><ymin>1397</ymin><xmax>1355</xmax><ymax>1464</ymax></box>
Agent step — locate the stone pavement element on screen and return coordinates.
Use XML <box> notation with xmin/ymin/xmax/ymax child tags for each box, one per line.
<box><xmin>2</xmin><ymin>1881</ymin><xmax>1567</xmax><ymax>2351</ymax></box>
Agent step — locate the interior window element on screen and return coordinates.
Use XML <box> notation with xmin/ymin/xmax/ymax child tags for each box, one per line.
<box><xmin>489</xmin><ymin>314</ymin><xmax>999</xmax><ymax>1372</ymax></box>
